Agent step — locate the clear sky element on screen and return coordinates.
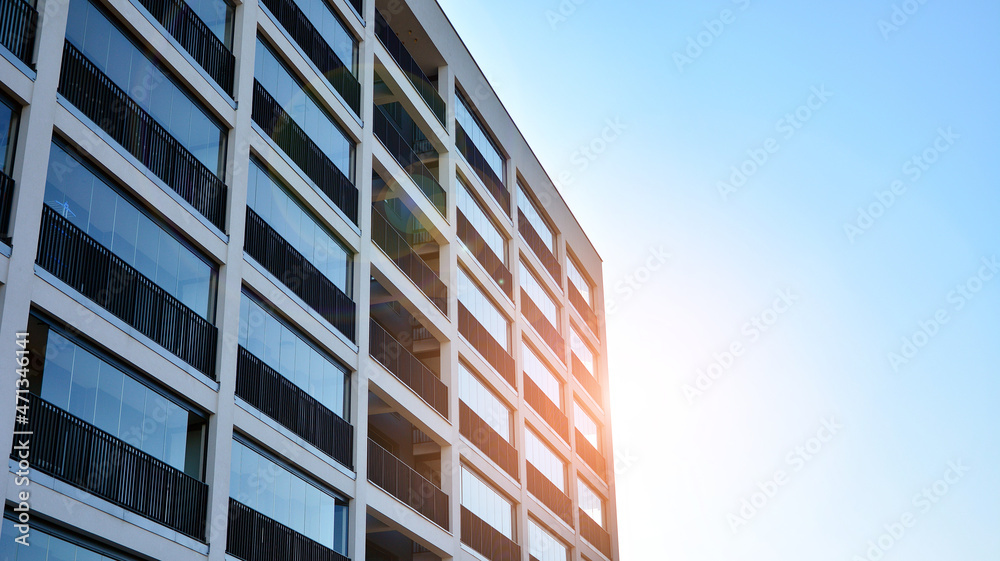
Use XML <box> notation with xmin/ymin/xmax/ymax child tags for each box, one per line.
<box><xmin>436</xmin><ymin>0</ymin><xmax>999</xmax><ymax>559</ymax></box>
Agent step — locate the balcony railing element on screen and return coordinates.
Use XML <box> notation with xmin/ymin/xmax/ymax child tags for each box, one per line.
<box><xmin>0</xmin><ymin>0</ymin><xmax>36</xmax><ymax>67</ymax></box>
<box><xmin>227</xmin><ymin>499</ymin><xmax>350</xmax><ymax>561</ymax></box>
<box><xmin>459</xmin><ymin>401</ymin><xmax>518</xmax><ymax>479</ymax></box>
<box><xmin>456</xmin><ymin>122</ymin><xmax>509</xmax><ymax>215</ymax></box>
<box><xmin>579</xmin><ymin>508</ymin><xmax>612</xmax><ymax>559</ymax></box>
<box><xmin>371</xmin><ymin>205</ymin><xmax>447</xmax><ymax>314</ymax></box>
<box><xmin>367</xmin><ymin>439</ymin><xmax>449</xmax><ymax>530</ymax></box>
<box><xmin>258</xmin><ymin>0</ymin><xmax>360</xmax><ymax>114</ymax></box>
<box><xmin>19</xmin><ymin>393</ymin><xmax>208</xmax><ymax>540</ymax></box>
<box><xmin>569</xmin><ymin>282</ymin><xmax>599</xmax><ymax>335</ymax></box>
<box><xmin>523</xmin><ymin>374</ymin><xmax>568</xmax><ymax>443</ymax></box>
<box><xmin>59</xmin><ymin>42</ymin><xmax>227</xmax><ymax>231</ymax></box>
<box><xmin>373</xmin><ymin>104</ymin><xmax>446</xmax><ymax>216</ymax></box>
<box><xmin>576</xmin><ymin>428</ymin><xmax>606</xmax><ymax>480</ymax></box>
<box><xmin>137</xmin><ymin>0</ymin><xmax>234</xmax><ymax>94</ymax></box>
<box><xmin>457</xmin><ymin>210</ymin><xmax>512</xmax><ymax>299</ymax></box>
<box><xmin>526</xmin><ymin>463</ymin><xmax>573</xmax><ymax>528</ymax></box>
<box><xmin>518</xmin><ymin>214</ymin><xmax>561</xmax><ymax>283</ymax></box>
<box><xmin>369</xmin><ymin>319</ymin><xmax>448</xmax><ymax>417</ymax></box>
<box><xmin>460</xmin><ymin>506</ymin><xmax>520</xmax><ymax>561</ymax></box>
<box><xmin>252</xmin><ymin>80</ymin><xmax>358</xmax><ymax>224</ymax></box>
<box><xmin>236</xmin><ymin>346</ymin><xmax>354</xmax><ymax>469</ymax></box>
<box><xmin>37</xmin><ymin>206</ymin><xmax>219</xmax><ymax>379</ymax></box>
<box><xmin>0</xmin><ymin>169</ymin><xmax>13</xmax><ymax>242</ymax></box>
<box><xmin>458</xmin><ymin>301</ymin><xmax>515</xmax><ymax>388</ymax></box>
<box><xmin>373</xmin><ymin>10</ymin><xmax>445</xmax><ymax>126</ymax></box>
<box><xmin>521</xmin><ymin>289</ymin><xmax>564</xmax><ymax>360</ymax></box>
<box><xmin>245</xmin><ymin>207</ymin><xmax>356</xmax><ymax>342</ymax></box>
<box><xmin>572</xmin><ymin>355</ymin><xmax>601</xmax><ymax>404</ymax></box>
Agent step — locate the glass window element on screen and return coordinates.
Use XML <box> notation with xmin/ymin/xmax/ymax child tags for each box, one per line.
<box><xmin>248</xmin><ymin>158</ymin><xmax>352</xmax><ymax>295</ymax></box>
<box><xmin>455</xmin><ymin>92</ymin><xmax>505</xmax><ymax>182</ymax></box>
<box><xmin>522</xmin><ymin>342</ymin><xmax>561</xmax><ymax>408</ymax></box>
<box><xmin>567</xmin><ymin>256</ymin><xmax>592</xmax><ymax>306</ymax></box>
<box><xmin>1</xmin><ymin>518</ymin><xmax>134</xmax><ymax>561</ymax></box>
<box><xmin>65</xmin><ymin>0</ymin><xmax>227</xmax><ymax>177</ymax></box>
<box><xmin>238</xmin><ymin>292</ymin><xmax>350</xmax><ymax>418</ymax></box>
<box><xmin>517</xmin><ymin>182</ymin><xmax>555</xmax><ymax>252</ymax></box>
<box><xmin>525</xmin><ymin>429</ymin><xmax>565</xmax><ymax>491</ymax></box>
<box><xmin>570</xmin><ymin>328</ymin><xmax>595</xmax><ymax>375</ymax></box>
<box><xmin>457</xmin><ymin>176</ymin><xmax>505</xmax><ymax>260</ymax></box>
<box><xmin>575</xmin><ymin>402</ymin><xmax>600</xmax><ymax>451</ymax></box>
<box><xmin>529</xmin><ymin>519</ymin><xmax>569</xmax><ymax>561</ymax></box>
<box><xmin>230</xmin><ymin>439</ymin><xmax>349</xmax><ymax>554</ymax></box>
<box><xmin>283</xmin><ymin>0</ymin><xmax>356</xmax><ymax>73</ymax></box>
<box><xmin>461</xmin><ymin>467</ymin><xmax>514</xmax><ymax>539</ymax></box>
<box><xmin>186</xmin><ymin>0</ymin><xmax>234</xmax><ymax>46</ymax></box>
<box><xmin>458</xmin><ymin>363</ymin><xmax>511</xmax><ymax>441</ymax></box>
<box><xmin>255</xmin><ymin>37</ymin><xmax>354</xmax><ymax>180</ymax></box>
<box><xmin>44</xmin><ymin>142</ymin><xmax>218</xmax><ymax>321</ymax></box>
<box><xmin>0</xmin><ymin>93</ymin><xmax>20</xmax><ymax>174</ymax></box>
<box><xmin>520</xmin><ymin>263</ymin><xmax>559</xmax><ymax>327</ymax></box>
<box><xmin>578</xmin><ymin>479</ymin><xmax>604</xmax><ymax>528</ymax></box>
<box><xmin>457</xmin><ymin>267</ymin><xmax>509</xmax><ymax>350</ymax></box>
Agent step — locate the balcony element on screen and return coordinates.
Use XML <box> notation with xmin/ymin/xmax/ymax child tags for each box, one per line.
<box><xmin>252</xmin><ymin>80</ymin><xmax>358</xmax><ymax>224</ymax></box>
<box><xmin>227</xmin><ymin>499</ymin><xmax>349</xmax><ymax>561</ymax></box>
<box><xmin>373</xmin><ymin>103</ymin><xmax>445</xmax><ymax>216</ymax></box>
<box><xmin>526</xmin><ymin>464</ymin><xmax>573</xmax><ymax>527</ymax></box>
<box><xmin>576</xmin><ymin>428</ymin><xmax>607</xmax><ymax>480</ymax></box>
<box><xmin>457</xmin><ymin>209</ymin><xmax>512</xmax><ymax>299</ymax></box>
<box><xmin>236</xmin><ymin>346</ymin><xmax>354</xmax><ymax>469</ymax></box>
<box><xmin>0</xmin><ymin>0</ymin><xmax>36</xmax><ymax>67</ymax></box>
<box><xmin>367</xmin><ymin>439</ymin><xmax>449</xmax><ymax>530</ymax></box>
<box><xmin>572</xmin><ymin>355</ymin><xmax>601</xmax><ymax>404</ymax></box>
<box><xmin>371</xmin><ymin>203</ymin><xmax>446</xmax><ymax>314</ymax></box>
<box><xmin>579</xmin><ymin>508</ymin><xmax>612</xmax><ymax>559</ymax></box>
<box><xmin>369</xmin><ymin>318</ymin><xmax>447</xmax><ymax>417</ymax></box>
<box><xmin>518</xmin><ymin>214</ymin><xmax>560</xmax><ymax>283</ymax></box>
<box><xmin>569</xmin><ymin>282</ymin><xmax>600</xmax><ymax>336</ymax></box>
<box><xmin>523</xmin><ymin>375</ymin><xmax>568</xmax><ymax>443</ymax></box>
<box><xmin>456</xmin><ymin>122</ymin><xmax>509</xmax><ymax>215</ymax></box>
<box><xmin>460</xmin><ymin>506</ymin><xmax>520</xmax><ymax>561</ymax></box>
<box><xmin>521</xmin><ymin>289</ymin><xmax>564</xmax><ymax>360</ymax></box>
<box><xmin>366</xmin><ymin>517</ymin><xmax>443</xmax><ymax>561</ymax></box>
<box><xmin>0</xmin><ymin>170</ymin><xmax>13</xmax><ymax>243</ymax></box>
<box><xmin>258</xmin><ymin>0</ymin><xmax>360</xmax><ymax>113</ymax></box>
<box><xmin>58</xmin><ymin>42</ymin><xmax>227</xmax><ymax>231</ymax></box>
<box><xmin>136</xmin><ymin>0</ymin><xmax>234</xmax><ymax>94</ymax></box>
<box><xmin>459</xmin><ymin>401</ymin><xmax>518</xmax><ymax>479</ymax></box>
<box><xmin>37</xmin><ymin>206</ymin><xmax>218</xmax><ymax>379</ymax></box>
<box><xmin>373</xmin><ymin>9</ymin><xmax>445</xmax><ymax>126</ymax></box>
<box><xmin>245</xmin><ymin>207</ymin><xmax>357</xmax><ymax>342</ymax></box>
<box><xmin>458</xmin><ymin>301</ymin><xmax>515</xmax><ymax>388</ymax></box>
<box><xmin>18</xmin><ymin>393</ymin><xmax>208</xmax><ymax>540</ymax></box>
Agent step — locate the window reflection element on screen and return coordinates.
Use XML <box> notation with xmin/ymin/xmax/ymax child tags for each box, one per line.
<box><xmin>457</xmin><ymin>268</ymin><xmax>509</xmax><ymax>350</ymax></box>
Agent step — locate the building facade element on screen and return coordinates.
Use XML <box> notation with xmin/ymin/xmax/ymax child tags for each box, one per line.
<box><xmin>0</xmin><ymin>0</ymin><xmax>619</xmax><ymax>559</ymax></box>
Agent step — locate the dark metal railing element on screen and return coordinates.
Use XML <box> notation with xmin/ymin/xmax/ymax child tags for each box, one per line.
<box><xmin>258</xmin><ymin>0</ymin><xmax>360</xmax><ymax>114</ymax></box>
<box><xmin>459</xmin><ymin>401</ymin><xmax>518</xmax><ymax>479</ymax></box>
<box><xmin>460</xmin><ymin>506</ymin><xmax>520</xmax><ymax>561</ymax></box>
<box><xmin>456</xmin><ymin>122</ymin><xmax>509</xmax><ymax>215</ymax></box>
<box><xmin>227</xmin><ymin>499</ymin><xmax>350</xmax><ymax>561</ymax></box>
<box><xmin>37</xmin><ymin>206</ymin><xmax>218</xmax><ymax>379</ymax></box>
<box><xmin>457</xmin><ymin>301</ymin><xmax>515</xmax><ymax>388</ymax></box>
<box><xmin>0</xmin><ymin>170</ymin><xmax>13</xmax><ymax>242</ymax></box>
<box><xmin>0</xmin><ymin>0</ymin><xmax>36</xmax><ymax>67</ymax></box>
<box><xmin>372</xmin><ymin>104</ymin><xmax>446</xmax><ymax>216</ymax></box>
<box><xmin>137</xmin><ymin>0</ymin><xmax>234</xmax><ymax>94</ymax></box>
<box><xmin>244</xmin><ymin>208</ymin><xmax>356</xmax><ymax>342</ymax></box>
<box><xmin>526</xmin><ymin>463</ymin><xmax>573</xmax><ymax>528</ymax></box>
<box><xmin>572</xmin><ymin>355</ymin><xmax>601</xmax><ymax>404</ymax></box>
<box><xmin>18</xmin><ymin>393</ymin><xmax>208</xmax><ymax>540</ymax></box>
<box><xmin>521</xmin><ymin>289</ymin><xmax>564</xmax><ymax>360</ymax></box>
<box><xmin>569</xmin><ymin>282</ymin><xmax>599</xmax><ymax>335</ymax></box>
<box><xmin>252</xmin><ymin>80</ymin><xmax>358</xmax><ymax>224</ymax></box>
<box><xmin>523</xmin><ymin>374</ymin><xmax>569</xmax><ymax>443</ymax></box>
<box><xmin>457</xmin><ymin>210</ymin><xmax>512</xmax><ymax>299</ymax></box>
<box><xmin>579</xmin><ymin>508</ymin><xmax>612</xmax><ymax>559</ymax></box>
<box><xmin>236</xmin><ymin>346</ymin><xmax>353</xmax><ymax>469</ymax></box>
<box><xmin>59</xmin><ymin>42</ymin><xmax>227</xmax><ymax>230</ymax></box>
<box><xmin>576</xmin><ymin>428</ymin><xmax>607</xmax><ymax>480</ymax></box>
<box><xmin>518</xmin><ymin>214</ymin><xmax>561</xmax><ymax>283</ymax></box>
<box><xmin>373</xmin><ymin>10</ymin><xmax>445</xmax><ymax>126</ymax></box>
<box><xmin>367</xmin><ymin>439</ymin><xmax>449</xmax><ymax>530</ymax></box>
<box><xmin>371</xmin><ymin>205</ymin><xmax>447</xmax><ymax>313</ymax></box>
<box><xmin>369</xmin><ymin>319</ymin><xmax>448</xmax><ymax>417</ymax></box>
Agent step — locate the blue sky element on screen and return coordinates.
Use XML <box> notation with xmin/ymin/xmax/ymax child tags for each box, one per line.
<box><xmin>436</xmin><ymin>0</ymin><xmax>999</xmax><ymax>559</ymax></box>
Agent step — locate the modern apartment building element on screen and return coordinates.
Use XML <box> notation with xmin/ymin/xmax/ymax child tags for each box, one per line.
<box><xmin>0</xmin><ymin>0</ymin><xmax>619</xmax><ymax>559</ymax></box>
